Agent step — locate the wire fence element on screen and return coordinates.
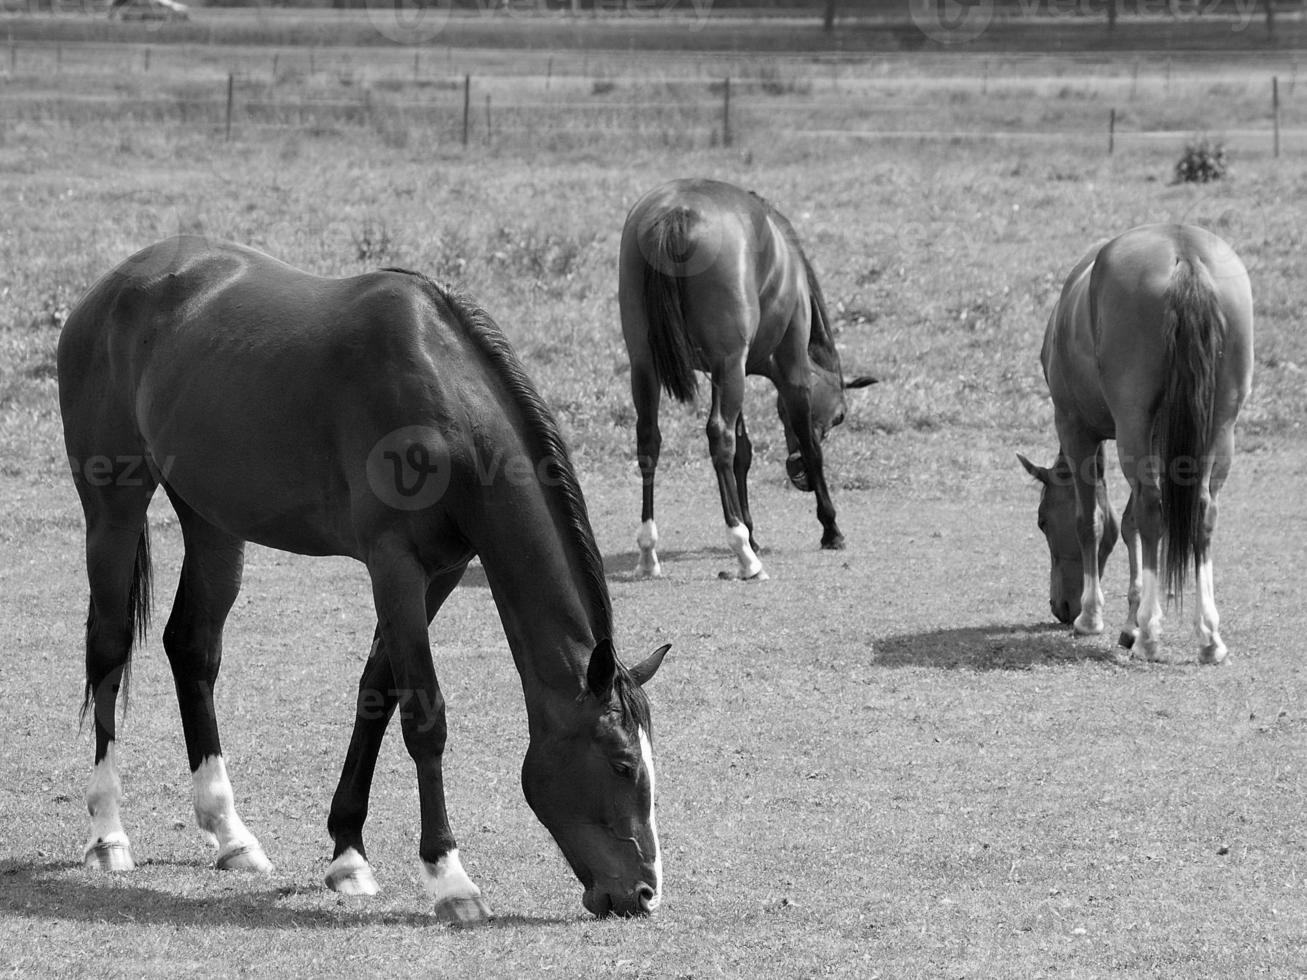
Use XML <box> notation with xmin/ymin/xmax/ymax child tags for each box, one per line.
<box><xmin>4</xmin><ymin>39</ymin><xmax>1304</xmax><ymax>153</ymax></box>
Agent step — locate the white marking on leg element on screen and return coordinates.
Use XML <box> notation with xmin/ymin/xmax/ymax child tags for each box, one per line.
<box><xmin>419</xmin><ymin>849</ymin><xmax>482</xmax><ymax>904</ymax></box>
<box><xmin>325</xmin><ymin>846</ymin><xmax>380</xmax><ymax>896</ymax></box>
<box><xmin>85</xmin><ymin>742</ymin><xmax>134</xmax><ymax>870</ymax></box>
<box><xmin>1123</xmin><ymin>528</ymin><xmax>1143</xmax><ymax>644</ymax></box>
<box><xmin>1194</xmin><ymin>554</ymin><xmax>1226</xmax><ymax>664</ymax></box>
<box><xmin>635</xmin><ymin>519</ymin><xmax>662</xmax><ymax>578</ymax></box>
<box><xmin>192</xmin><ymin>755</ymin><xmax>272</xmax><ymax>872</ymax></box>
<box><xmin>725</xmin><ymin>524</ymin><xmax>765</xmax><ymax>580</ymax></box>
<box><xmin>1073</xmin><ymin>572</ymin><xmax>1105</xmax><ymax>635</ymax></box>
<box><xmin>637</xmin><ymin>726</ymin><xmax>663</xmax><ymax>909</ymax></box>
<box><xmin>1137</xmin><ymin>567</ymin><xmax>1164</xmax><ymax>661</ymax></box>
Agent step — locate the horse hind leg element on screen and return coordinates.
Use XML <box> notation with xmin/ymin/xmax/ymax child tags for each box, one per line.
<box><xmin>708</xmin><ymin>363</ymin><xmax>765</xmax><ymax>581</ymax></box>
<box><xmin>631</xmin><ymin>361</ymin><xmax>664</xmax><ymax>578</ymax></box>
<box><xmin>1118</xmin><ymin>493</ymin><xmax>1143</xmax><ymax>651</ymax></box>
<box><xmin>162</xmin><ymin>492</ymin><xmax>270</xmax><ymax>873</ymax></box>
<box><xmin>734</xmin><ymin>415</ymin><xmax>760</xmax><ymax>554</ymax></box>
<box><xmin>81</xmin><ymin>486</ymin><xmax>156</xmax><ymax>871</ymax></box>
<box><xmin>1194</xmin><ymin>428</ymin><xmax>1234</xmax><ymax>665</ymax></box>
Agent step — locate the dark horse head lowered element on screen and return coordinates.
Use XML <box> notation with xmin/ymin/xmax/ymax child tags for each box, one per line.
<box><xmin>58</xmin><ymin>236</ymin><xmax>670</xmax><ymax>923</ymax></box>
<box><xmin>618</xmin><ymin>178</ymin><xmax>876</xmax><ymax>581</ymax></box>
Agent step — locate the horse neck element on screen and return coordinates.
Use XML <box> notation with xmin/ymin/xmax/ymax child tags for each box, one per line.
<box><xmin>462</xmin><ymin>465</ymin><xmax>605</xmax><ymax>724</ymax></box>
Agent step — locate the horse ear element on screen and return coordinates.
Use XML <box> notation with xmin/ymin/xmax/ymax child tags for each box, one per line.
<box><xmin>844</xmin><ymin>375</ymin><xmax>878</xmax><ymax>389</ymax></box>
<box><xmin>629</xmin><ymin>643</ymin><xmax>670</xmax><ymax>687</ymax></box>
<box><xmin>586</xmin><ymin>638</ymin><xmax>617</xmax><ymax>700</ymax></box>
<box><xmin>1017</xmin><ymin>452</ymin><xmax>1051</xmax><ymax>486</ymax></box>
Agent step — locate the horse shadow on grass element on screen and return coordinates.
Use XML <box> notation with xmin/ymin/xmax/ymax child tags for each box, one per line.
<box><xmin>0</xmin><ymin>859</ymin><xmax>566</xmax><ymax>931</ymax></box>
<box><xmin>873</xmin><ymin>621</ymin><xmax>1135</xmax><ymax>670</ymax></box>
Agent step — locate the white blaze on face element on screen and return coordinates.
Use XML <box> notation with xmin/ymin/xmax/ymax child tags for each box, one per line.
<box><xmin>638</xmin><ymin>725</ymin><xmax>663</xmax><ymax>904</ymax></box>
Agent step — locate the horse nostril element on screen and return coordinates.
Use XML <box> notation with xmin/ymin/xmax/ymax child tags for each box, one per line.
<box><xmin>636</xmin><ymin>884</ymin><xmax>658</xmax><ymax>915</ymax></box>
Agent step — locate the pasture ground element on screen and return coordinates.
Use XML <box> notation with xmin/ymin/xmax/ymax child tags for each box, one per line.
<box><xmin>1</xmin><ymin>22</ymin><xmax>1306</xmax><ymax>979</ymax></box>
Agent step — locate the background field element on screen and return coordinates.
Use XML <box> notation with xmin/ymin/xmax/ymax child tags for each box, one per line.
<box><xmin>1</xmin><ymin>12</ymin><xmax>1305</xmax><ymax>978</ymax></box>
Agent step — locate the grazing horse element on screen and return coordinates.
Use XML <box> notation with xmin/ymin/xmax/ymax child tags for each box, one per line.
<box><xmin>58</xmin><ymin>236</ymin><xmax>671</xmax><ymax>922</ymax></box>
<box><xmin>1018</xmin><ymin>223</ymin><xmax>1253</xmax><ymax>664</ymax></box>
<box><xmin>618</xmin><ymin>178</ymin><xmax>875</xmax><ymax>581</ymax></box>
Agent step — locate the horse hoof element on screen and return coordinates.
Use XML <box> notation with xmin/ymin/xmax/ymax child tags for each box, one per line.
<box><xmin>1072</xmin><ymin>615</ymin><xmax>1103</xmax><ymax>636</ymax></box>
<box><xmin>325</xmin><ymin>853</ymin><xmax>380</xmax><ymax>896</ymax></box>
<box><xmin>1199</xmin><ymin>641</ymin><xmax>1228</xmax><ymax>665</ymax></box>
<box><xmin>717</xmin><ymin>568</ymin><xmax>769</xmax><ymax>581</ymax></box>
<box><xmin>84</xmin><ymin>840</ymin><xmax>135</xmax><ymax>872</ymax></box>
<box><xmin>821</xmin><ymin>535</ymin><xmax>846</xmax><ymax>551</ymax></box>
<box><xmin>433</xmin><ymin>895</ymin><xmax>493</xmax><ymax>925</ymax></box>
<box><xmin>1117</xmin><ymin>630</ymin><xmax>1137</xmax><ymax>650</ymax></box>
<box><xmin>215</xmin><ymin>843</ymin><xmax>273</xmax><ymax>873</ymax></box>
<box><xmin>634</xmin><ymin>562</ymin><xmax>663</xmax><ymax>579</ymax></box>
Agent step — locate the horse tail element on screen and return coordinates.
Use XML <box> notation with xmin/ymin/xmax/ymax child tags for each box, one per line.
<box><xmin>640</xmin><ymin>206</ymin><xmax>699</xmax><ymax>403</ymax></box>
<box><xmin>80</xmin><ymin>523</ymin><xmax>153</xmax><ymax>723</ymax></box>
<box><xmin>1157</xmin><ymin>256</ymin><xmax>1226</xmax><ymax>600</ymax></box>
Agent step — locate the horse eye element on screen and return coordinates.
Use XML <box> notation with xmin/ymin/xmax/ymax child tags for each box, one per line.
<box><xmin>612</xmin><ymin>761</ymin><xmax>637</xmax><ymax>779</ymax></box>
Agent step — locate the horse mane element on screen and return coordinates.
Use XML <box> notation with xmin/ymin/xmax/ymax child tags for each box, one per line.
<box><xmin>387</xmin><ymin>269</ymin><xmax>614</xmax><ymax>646</ymax></box>
<box><xmin>748</xmin><ymin>193</ymin><xmax>843</xmax><ymax>375</ymax></box>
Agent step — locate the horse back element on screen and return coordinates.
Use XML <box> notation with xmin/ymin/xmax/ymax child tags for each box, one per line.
<box><xmin>58</xmin><ymin>237</ymin><xmax>479</xmax><ymax>560</ymax></box>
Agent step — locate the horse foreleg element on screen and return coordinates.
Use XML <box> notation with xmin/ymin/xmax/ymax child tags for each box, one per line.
<box><xmin>326</xmin><ymin>567</ymin><xmax>465</xmax><ymax>896</ymax></box>
<box><xmin>708</xmin><ymin>366</ymin><xmax>765</xmax><ymax>580</ymax></box>
<box><xmin>1069</xmin><ymin>443</ymin><xmax>1107</xmax><ymax>636</ymax></box>
<box><xmin>632</xmin><ymin>363</ymin><xmax>663</xmax><ymax>578</ymax></box>
<box><xmin>325</xmin><ymin>627</ymin><xmax>392</xmax><ymax>897</ymax></box>
<box><xmin>777</xmin><ymin>382</ymin><xmax>843</xmax><ymax>550</ymax></box>
<box><xmin>366</xmin><ymin>552</ymin><xmax>490</xmax><ymax>923</ymax></box>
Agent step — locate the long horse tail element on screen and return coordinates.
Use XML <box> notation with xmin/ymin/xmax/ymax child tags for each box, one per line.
<box><xmin>80</xmin><ymin>524</ymin><xmax>153</xmax><ymax>722</ymax></box>
<box><xmin>640</xmin><ymin>206</ymin><xmax>699</xmax><ymax>403</ymax></box>
<box><xmin>1157</xmin><ymin>255</ymin><xmax>1226</xmax><ymax>600</ymax></box>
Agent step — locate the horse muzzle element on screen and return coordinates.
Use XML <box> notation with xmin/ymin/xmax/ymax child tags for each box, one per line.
<box><xmin>583</xmin><ymin>881</ymin><xmax>660</xmax><ymax>918</ymax></box>
<box><xmin>786</xmin><ymin>452</ymin><xmax>810</xmax><ymax>492</ymax></box>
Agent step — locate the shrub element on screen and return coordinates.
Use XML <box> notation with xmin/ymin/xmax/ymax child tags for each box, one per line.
<box><xmin>1175</xmin><ymin>137</ymin><xmax>1228</xmax><ymax>183</ymax></box>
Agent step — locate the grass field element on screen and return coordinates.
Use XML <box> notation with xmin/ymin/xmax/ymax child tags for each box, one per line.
<box><xmin>1</xmin><ymin>17</ymin><xmax>1306</xmax><ymax>979</ymax></box>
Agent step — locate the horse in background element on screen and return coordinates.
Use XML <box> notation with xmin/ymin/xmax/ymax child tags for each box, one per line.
<box><xmin>1018</xmin><ymin>223</ymin><xmax>1253</xmax><ymax>663</ymax></box>
<box><xmin>619</xmin><ymin>178</ymin><xmax>875</xmax><ymax>581</ymax></box>
<box><xmin>58</xmin><ymin>236</ymin><xmax>670</xmax><ymax>922</ymax></box>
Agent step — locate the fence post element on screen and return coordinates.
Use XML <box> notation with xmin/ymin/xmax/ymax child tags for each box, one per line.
<box><xmin>1108</xmin><ymin>107</ymin><xmax>1115</xmax><ymax>155</ymax></box>
<box><xmin>462</xmin><ymin>73</ymin><xmax>471</xmax><ymax>147</ymax></box>
<box><xmin>722</xmin><ymin>75</ymin><xmax>731</xmax><ymax>147</ymax></box>
<box><xmin>225</xmin><ymin>72</ymin><xmax>234</xmax><ymax>141</ymax></box>
<box><xmin>1273</xmin><ymin>75</ymin><xmax>1280</xmax><ymax>158</ymax></box>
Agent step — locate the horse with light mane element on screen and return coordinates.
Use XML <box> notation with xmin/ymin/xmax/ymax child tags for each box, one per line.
<box><xmin>618</xmin><ymin>178</ymin><xmax>875</xmax><ymax>581</ymax></box>
<box><xmin>58</xmin><ymin>236</ymin><xmax>670</xmax><ymax>922</ymax></box>
<box><xmin>1018</xmin><ymin>223</ymin><xmax>1253</xmax><ymax>663</ymax></box>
